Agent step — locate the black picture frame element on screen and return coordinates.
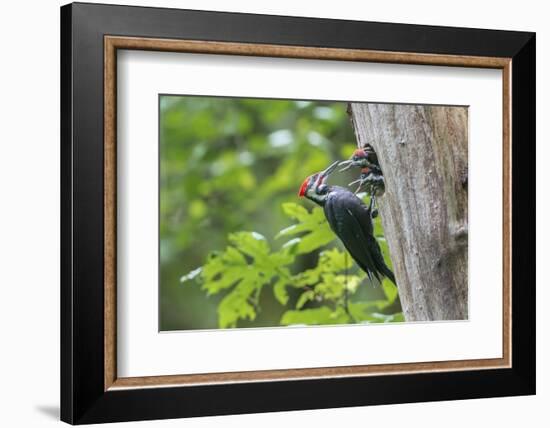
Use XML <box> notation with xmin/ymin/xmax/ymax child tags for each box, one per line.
<box><xmin>61</xmin><ymin>2</ymin><xmax>535</xmax><ymax>424</ymax></box>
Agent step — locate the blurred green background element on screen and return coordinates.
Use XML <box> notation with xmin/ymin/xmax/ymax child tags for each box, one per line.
<box><xmin>160</xmin><ymin>95</ymin><xmax>397</xmax><ymax>331</ymax></box>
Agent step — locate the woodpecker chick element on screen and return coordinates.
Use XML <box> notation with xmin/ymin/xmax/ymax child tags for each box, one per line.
<box><xmin>339</xmin><ymin>144</ymin><xmax>378</xmax><ymax>171</ymax></box>
<box><xmin>349</xmin><ymin>165</ymin><xmax>386</xmax><ymax>197</ymax></box>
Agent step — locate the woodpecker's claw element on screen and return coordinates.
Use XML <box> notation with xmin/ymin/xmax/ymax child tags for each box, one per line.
<box><xmin>368</xmin><ymin>195</ymin><xmax>378</xmax><ymax>218</ymax></box>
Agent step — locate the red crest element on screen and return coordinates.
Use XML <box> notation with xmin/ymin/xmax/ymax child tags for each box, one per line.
<box><xmin>298</xmin><ymin>177</ymin><xmax>310</xmax><ymax>197</ymax></box>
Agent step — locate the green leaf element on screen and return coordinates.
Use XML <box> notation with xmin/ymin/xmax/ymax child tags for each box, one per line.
<box><xmin>273</xmin><ymin>277</ymin><xmax>289</xmax><ymax>305</ymax></box>
<box><xmin>281</xmin><ymin>237</ymin><xmax>301</xmax><ymax>250</ymax></box>
<box><xmin>294</xmin><ymin>228</ymin><xmax>335</xmax><ymax>254</ymax></box>
<box><xmin>315</xmin><ymin>273</ymin><xmax>362</xmax><ymax>300</ymax></box>
<box><xmin>296</xmin><ymin>290</ymin><xmax>315</xmax><ymax>309</ymax></box>
<box><xmin>281</xmin><ymin>202</ymin><xmax>310</xmax><ymax>221</ymax></box>
<box><xmin>294</xmin><ymin>266</ymin><xmax>322</xmax><ymax>287</ymax></box>
<box><xmin>275</xmin><ymin>223</ymin><xmax>311</xmax><ymax>238</ymax></box>
<box><xmin>266</xmin><ymin>249</ymin><xmax>295</xmax><ymax>268</ymax></box>
<box><xmin>277</xmin><ymin>204</ymin><xmax>335</xmax><ymax>253</ymax></box>
<box><xmin>223</xmin><ymin>246</ymin><xmax>247</xmax><ymax>264</ymax></box>
<box><xmin>202</xmin><ymin>249</ymin><xmax>247</xmax><ymax>295</ymax></box>
<box><xmin>320</xmin><ymin>248</ymin><xmax>353</xmax><ymax>271</ymax></box>
<box><xmin>197</xmin><ymin>230</ymin><xmax>299</xmax><ymax>326</ymax></box>
<box><xmin>314</xmin><ymin>277</ymin><xmax>342</xmax><ymax>300</ymax></box>
<box><xmin>217</xmin><ymin>272</ymin><xmax>260</xmax><ymax>328</ymax></box>
<box><xmin>228</xmin><ymin>231</ymin><xmax>269</xmax><ymax>258</ymax></box>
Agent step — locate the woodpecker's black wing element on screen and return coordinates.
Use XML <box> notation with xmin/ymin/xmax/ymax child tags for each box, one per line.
<box><xmin>324</xmin><ymin>187</ymin><xmax>395</xmax><ymax>285</ymax></box>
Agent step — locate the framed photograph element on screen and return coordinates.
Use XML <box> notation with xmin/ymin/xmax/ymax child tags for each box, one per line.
<box><xmin>60</xmin><ymin>2</ymin><xmax>535</xmax><ymax>424</ymax></box>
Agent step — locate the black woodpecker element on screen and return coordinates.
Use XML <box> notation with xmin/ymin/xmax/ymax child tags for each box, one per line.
<box><xmin>298</xmin><ymin>161</ymin><xmax>396</xmax><ymax>285</ymax></box>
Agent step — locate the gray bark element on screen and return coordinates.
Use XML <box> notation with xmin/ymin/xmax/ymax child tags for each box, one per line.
<box><xmin>349</xmin><ymin>103</ymin><xmax>468</xmax><ymax>321</ymax></box>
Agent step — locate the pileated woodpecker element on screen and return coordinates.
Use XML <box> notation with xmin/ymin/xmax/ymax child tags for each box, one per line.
<box><xmin>298</xmin><ymin>161</ymin><xmax>396</xmax><ymax>285</ymax></box>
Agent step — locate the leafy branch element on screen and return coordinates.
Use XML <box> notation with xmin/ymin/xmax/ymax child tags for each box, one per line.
<box><xmin>181</xmin><ymin>201</ymin><xmax>402</xmax><ymax>328</ymax></box>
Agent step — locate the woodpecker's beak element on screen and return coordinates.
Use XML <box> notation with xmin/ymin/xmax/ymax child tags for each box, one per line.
<box><xmin>320</xmin><ymin>161</ymin><xmax>340</xmax><ymax>179</ymax></box>
<box><xmin>338</xmin><ymin>159</ymin><xmax>354</xmax><ymax>172</ymax></box>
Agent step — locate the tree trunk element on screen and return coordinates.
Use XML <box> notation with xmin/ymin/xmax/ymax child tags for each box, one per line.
<box><xmin>348</xmin><ymin>103</ymin><xmax>468</xmax><ymax>321</ymax></box>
